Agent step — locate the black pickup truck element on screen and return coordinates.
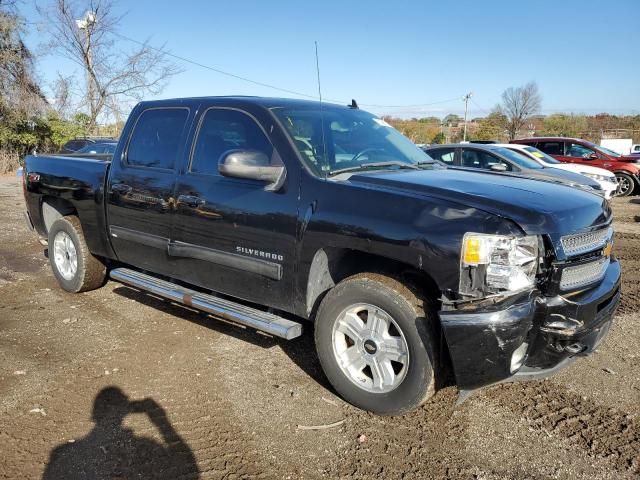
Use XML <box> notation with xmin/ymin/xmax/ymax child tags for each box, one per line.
<box><xmin>23</xmin><ymin>97</ymin><xmax>620</xmax><ymax>414</ymax></box>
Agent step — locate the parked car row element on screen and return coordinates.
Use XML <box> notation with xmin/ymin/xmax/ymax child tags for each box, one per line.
<box><xmin>512</xmin><ymin>137</ymin><xmax>640</xmax><ymax>196</ymax></box>
<box><xmin>422</xmin><ymin>143</ymin><xmax>617</xmax><ymax>198</ymax></box>
<box><xmin>498</xmin><ymin>144</ymin><xmax>618</xmax><ymax>199</ymax></box>
<box><xmin>59</xmin><ymin>137</ymin><xmax>118</xmax><ymax>154</ymax></box>
<box><xmin>421</xmin><ymin>136</ymin><xmax>637</xmax><ymax>197</ymax></box>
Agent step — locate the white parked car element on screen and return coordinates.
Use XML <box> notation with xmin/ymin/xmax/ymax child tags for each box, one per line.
<box><xmin>498</xmin><ymin>143</ymin><xmax>618</xmax><ymax>199</ymax></box>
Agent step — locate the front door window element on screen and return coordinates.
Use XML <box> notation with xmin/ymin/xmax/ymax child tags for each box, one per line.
<box><xmin>565</xmin><ymin>143</ymin><xmax>596</xmax><ymax>160</ymax></box>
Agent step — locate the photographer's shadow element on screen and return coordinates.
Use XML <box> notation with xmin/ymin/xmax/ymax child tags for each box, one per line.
<box><xmin>42</xmin><ymin>387</ymin><xmax>199</xmax><ymax>480</ymax></box>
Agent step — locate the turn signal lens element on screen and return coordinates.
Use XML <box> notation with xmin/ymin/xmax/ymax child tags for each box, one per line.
<box><xmin>463</xmin><ymin>237</ymin><xmax>482</xmax><ymax>265</ymax></box>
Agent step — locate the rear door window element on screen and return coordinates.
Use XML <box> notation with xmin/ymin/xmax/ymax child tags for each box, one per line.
<box><xmin>66</xmin><ymin>140</ymin><xmax>85</xmax><ymax>151</ymax></box>
<box><xmin>427</xmin><ymin>148</ymin><xmax>456</xmax><ymax>165</ymax></box>
<box><xmin>537</xmin><ymin>141</ymin><xmax>564</xmax><ymax>155</ymax></box>
<box><xmin>126</xmin><ymin>108</ymin><xmax>189</xmax><ymax>170</ymax></box>
<box><xmin>460</xmin><ymin>149</ymin><xmax>511</xmax><ymax>171</ymax></box>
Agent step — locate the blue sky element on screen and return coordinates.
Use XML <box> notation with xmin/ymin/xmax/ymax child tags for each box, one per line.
<box><xmin>21</xmin><ymin>0</ymin><xmax>640</xmax><ymax>119</ymax></box>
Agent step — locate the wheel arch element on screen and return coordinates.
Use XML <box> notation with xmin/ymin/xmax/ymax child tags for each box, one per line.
<box><xmin>41</xmin><ymin>196</ymin><xmax>78</xmax><ymax>234</ymax></box>
<box><xmin>305</xmin><ymin>247</ymin><xmax>441</xmax><ymax>320</ymax></box>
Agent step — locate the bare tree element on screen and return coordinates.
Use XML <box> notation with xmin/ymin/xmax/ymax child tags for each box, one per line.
<box><xmin>38</xmin><ymin>0</ymin><xmax>182</xmax><ymax>131</ymax></box>
<box><xmin>0</xmin><ymin>5</ymin><xmax>46</xmax><ymax>119</ymax></box>
<box><xmin>50</xmin><ymin>73</ymin><xmax>75</xmax><ymax>117</ymax></box>
<box><xmin>497</xmin><ymin>81</ymin><xmax>542</xmax><ymax>140</ymax></box>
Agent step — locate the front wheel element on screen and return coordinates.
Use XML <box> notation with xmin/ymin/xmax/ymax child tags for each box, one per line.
<box><xmin>615</xmin><ymin>172</ymin><xmax>635</xmax><ymax>197</ymax></box>
<box><xmin>48</xmin><ymin>216</ymin><xmax>106</xmax><ymax>293</ymax></box>
<box><xmin>314</xmin><ymin>273</ymin><xmax>437</xmax><ymax>415</ymax></box>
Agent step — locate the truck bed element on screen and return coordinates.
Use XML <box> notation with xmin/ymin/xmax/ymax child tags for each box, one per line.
<box><xmin>23</xmin><ymin>154</ymin><xmax>114</xmax><ymax>258</ymax></box>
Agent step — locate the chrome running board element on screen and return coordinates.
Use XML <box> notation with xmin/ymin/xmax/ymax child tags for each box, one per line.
<box><xmin>109</xmin><ymin>268</ymin><xmax>302</xmax><ymax>340</ymax></box>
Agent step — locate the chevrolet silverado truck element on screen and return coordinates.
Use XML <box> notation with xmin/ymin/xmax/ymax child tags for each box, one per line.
<box><xmin>23</xmin><ymin>97</ymin><xmax>620</xmax><ymax>415</ymax></box>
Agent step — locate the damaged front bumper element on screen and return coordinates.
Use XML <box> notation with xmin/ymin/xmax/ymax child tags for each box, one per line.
<box><xmin>438</xmin><ymin>257</ymin><xmax>621</xmax><ymax>393</ymax></box>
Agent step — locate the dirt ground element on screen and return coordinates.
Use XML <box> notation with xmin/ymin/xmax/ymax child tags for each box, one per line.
<box><xmin>0</xmin><ymin>175</ymin><xmax>638</xmax><ymax>479</ymax></box>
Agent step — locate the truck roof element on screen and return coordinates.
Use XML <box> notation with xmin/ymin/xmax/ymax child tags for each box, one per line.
<box><xmin>513</xmin><ymin>137</ymin><xmax>585</xmax><ymax>143</ymax></box>
<box><xmin>136</xmin><ymin>96</ymin><xmax>354</xmax><ymax>111</ymax></box>
<box><xmin>425</xmin><ymin>143</ymin><xmax>506</xmax><ymax>151</ymax></box>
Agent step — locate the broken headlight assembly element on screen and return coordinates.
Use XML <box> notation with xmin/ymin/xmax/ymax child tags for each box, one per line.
<box><xmin>459</xmin><ymin>233</ymin><xmax>541</xmax><ymax>298</ymax></box>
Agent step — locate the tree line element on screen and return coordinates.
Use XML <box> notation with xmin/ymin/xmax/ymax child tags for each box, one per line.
<box><xmin>389</xmin><ymin>81</ymin><xmax>640</xmax><ymax>145</ymax></box>
<box><xmin>389</xmin><ymin>112</ymin><xmax>640</xmax><ymax>146</ymax></box>
<box><xmin>0</xmin><ymin>0</ymin><xmax>179</xmax><ymax>173</ymax></box>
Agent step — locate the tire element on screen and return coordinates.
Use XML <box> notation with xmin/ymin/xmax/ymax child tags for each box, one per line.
<box><xmin>314</xmin><ymin>273</ymin><xmax>437</xmax><ymax>415</ymax></box>
<box><xmin>48</xmin><ymin>216</ymin><xmax>106</xmax><ymax>293</ymax></box>
<box><xmin>614</xmin><ymin>172</ymin><xmax>635</xmax><ymax>197</ymax></box>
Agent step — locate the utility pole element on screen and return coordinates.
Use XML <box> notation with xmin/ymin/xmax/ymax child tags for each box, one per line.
<box><xmin>76</xmin><ymin>11</ymin><xmax>97</xmax><ymax>132</ymax></box>
<box><xmin>462</xmin><ymin>92</ymin><xmax>473</xmax><ymax>142</ymax></box>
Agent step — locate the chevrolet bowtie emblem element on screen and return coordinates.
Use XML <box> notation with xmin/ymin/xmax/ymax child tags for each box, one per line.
<box><xmin>603</xmin><ymin>242</ymin><xmax>613</xmax><ymax>258</ymax></box>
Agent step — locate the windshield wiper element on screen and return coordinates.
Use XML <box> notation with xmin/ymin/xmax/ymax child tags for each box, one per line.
<box><xmin>415</xmin><ymin>160</ymin><xmax>436</xmax><ymax>167</ymax></box>
<box><xmin>329</xmin><ymin>161</ymin><xmax>420</xmax><ymax>176</ymax></box>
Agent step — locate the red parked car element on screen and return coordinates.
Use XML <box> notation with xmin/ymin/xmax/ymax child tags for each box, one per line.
<box><xmin>512</xmin><ymin>137</ymin><xmax>640</xmax><ymax>196</ymax></box>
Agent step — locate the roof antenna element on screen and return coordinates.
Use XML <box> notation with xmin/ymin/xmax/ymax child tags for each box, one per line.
<box><xmin>315</xmin><ymin>41</ymin><xmax>329</xmax><ymax>177</ymax></box>
<box><xmin>349</xmin><ymin>99</ymin><xmax>359</xmax><ymax>109</ymax></box>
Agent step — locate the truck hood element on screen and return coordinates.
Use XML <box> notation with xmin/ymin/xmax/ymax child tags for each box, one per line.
<box><xmin>349</xmin><ymin>168</ymin><xmax>611</xmax><ymax>236</ymax></box>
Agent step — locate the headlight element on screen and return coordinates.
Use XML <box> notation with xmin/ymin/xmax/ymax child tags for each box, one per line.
<box><xmin>459</xmin><ymin>233</ymin><xmax>540</xmax><ymax>298</ymax></box>
<box><xmin>582</xmin><ymin>173</ymin><xmax>614</xmax><ymax>183</ymax></box>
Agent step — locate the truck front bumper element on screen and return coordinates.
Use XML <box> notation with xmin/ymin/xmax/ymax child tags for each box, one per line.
<box><xmin>439</xmin><ymin>258</ymin><xmax>621</xmax><ymax>392</ymax></box>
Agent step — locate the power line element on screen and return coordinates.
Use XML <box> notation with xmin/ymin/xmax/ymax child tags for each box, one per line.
<box><xmin>111</xmin><ymin>31</ymin><xmax>464</xmax><ymax>109</ymax></box>
<box><xmin>24</xmin><ymin>19</ymin><xmax>469</xmax><ymax>110</ymax></box>
<box><xmin>360</xmin><ymin>96</ymin><xmax>466</xmax><ymax>109</ymax></box>
<box><xmin>462</xmin><ymin>92</ymin><xmax>473</xmax><ymax>141</ymax></box>
<box><xmin>470</xmin><ymin>98</ymin><xmax>492</xmax><ymax>115</ymax></box>
<box><xmin>112</xmin><ymin>31</ymin><xmax>325</xmax><ymax>101</ymax></box>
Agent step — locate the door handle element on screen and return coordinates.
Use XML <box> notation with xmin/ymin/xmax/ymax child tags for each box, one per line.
<box><xmin>111</xmin><ymin>183</ymin><xmax>132</xmax><ymax>194</ymax></box>
<box><xmin>177</xmin><ymin>194</ymin><xmax>206</xmax><ymax>208</ymax></box>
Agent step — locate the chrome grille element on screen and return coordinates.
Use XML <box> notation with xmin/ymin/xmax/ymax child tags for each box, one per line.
<box><xmin>560</xmin><ymin>227</ymin><xmax>611</xmax><ymax>257</ymax></box>
<box><xmin>560</xmin><ymin>257</ymin><xmax>609</xmax><ymax>291</ymax></box>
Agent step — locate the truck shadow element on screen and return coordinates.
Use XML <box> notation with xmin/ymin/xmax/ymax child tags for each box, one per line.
<box><xmin>112</xmin><ymin>285</ymin><xmax>332</xmax><ymax>391</ymax></box>
<box><xmin>42</xmin><ymin>386</ymin><xmax>199</xmax><ymax>480</ymax></box>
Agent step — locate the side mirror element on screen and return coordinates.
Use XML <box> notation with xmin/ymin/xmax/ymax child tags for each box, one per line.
<box><xmin>588</xmin><ymin>153</ymin><xmax>598</xmax><ymax>160</ymax></box>
<box><xmin>490</xmin><ymin>163</ymin><xmax>508</xmax><ymax>172</ymax></box>
<box><xmin>219</xmin><ymin>150</ymin><xmax>286</xmax><ymax>191</ymax></box>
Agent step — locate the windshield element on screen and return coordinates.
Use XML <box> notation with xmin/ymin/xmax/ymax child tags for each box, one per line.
<box><xmin>588</xmin><ymin>142</ymin><xmax>621</xmax><ymax>157</ymax></box>
<box><xmin>522</xmin><ymin>146</ymin><xmax>561</xmax><ymax>164</ymax></box>
<box><xmin>271</xmin><ymin>106</ymin><xmax>435</xmax><ymax>176</ymax></box>
<box><xmin>493</xmin><ymin>147</ymin><xmax>543</xmax><ymax>169</ymax></box>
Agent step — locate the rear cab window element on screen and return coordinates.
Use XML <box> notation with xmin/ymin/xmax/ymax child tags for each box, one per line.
<box><xmin>125</xmin><ymin>108</ymin><xmax>190</xmax><ymax>170</ymax></box>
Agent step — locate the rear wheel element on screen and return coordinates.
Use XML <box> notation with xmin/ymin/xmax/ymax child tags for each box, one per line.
<box><xmin>48</xmin><ymin>216</ymin><xmax>106</xmax><ymax>293</ymax></box>
<box><xmin>314</xmin><ymin>273</ymin><xmax>437</xmax><ymax>415</ymax></box>
<box><xmin>614</xmin><ymin>172</ymin><xmax>635</xmax><ymax>197</ymax></box>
